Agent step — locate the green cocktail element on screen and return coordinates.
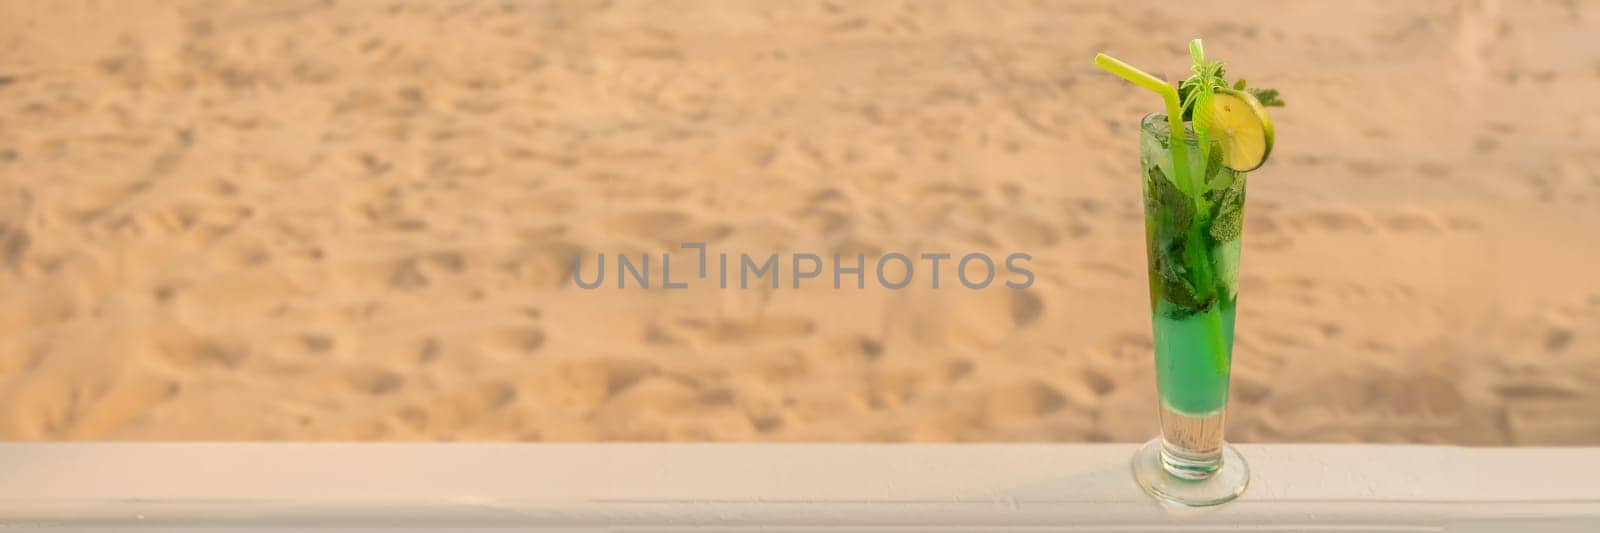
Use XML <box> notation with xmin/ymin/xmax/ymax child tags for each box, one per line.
<box><xmin>1095</xmin><ymin>39</ymin><xmax>1281</xmax><ymax>507</ymax></box>
<box><xmin>1141</xmin><ymin>113</ymin><xmax>1243</xmax><ymax>419</ymax></box>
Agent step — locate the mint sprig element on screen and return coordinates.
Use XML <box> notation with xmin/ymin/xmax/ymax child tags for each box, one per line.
<box><xmin>1178</xmin><ymin>64</ymin><xmax>1228</xmax><ymax>122</ymax></box>
<box><xmin>1176</xmin><ymin>63</ymin><xmax>1285</xmax><ymax>121</ymax></box>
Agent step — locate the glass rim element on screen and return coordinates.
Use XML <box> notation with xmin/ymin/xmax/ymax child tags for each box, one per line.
<box><xmin>1139</xmin><ymin>112</ymin><xmax>1203</xmax><ymax>146</ymax></box>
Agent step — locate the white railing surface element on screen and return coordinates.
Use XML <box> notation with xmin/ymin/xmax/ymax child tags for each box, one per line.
<box><xmin>1</xmin><ymin>443</ymin><xmax>1598</xmax><ymax>531</ymax></box>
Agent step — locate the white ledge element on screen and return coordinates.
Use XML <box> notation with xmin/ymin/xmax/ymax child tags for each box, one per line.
<box><xmin>2</xmin><ymin>443</ymin><xmax>1598</xmax><ymax>531</ymax></box>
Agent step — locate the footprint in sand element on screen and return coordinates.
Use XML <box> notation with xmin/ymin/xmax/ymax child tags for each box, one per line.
<box><xmin>1011</xmin><ymin>290</ymin><xmax>1044</xmax><ymax>328</ymax></box>
<box><xmin>1230</xmin><ymin>372</ymin><xmax>1273</xmax><ymax>406</ymax></box>
<box><xmin>1379</xmin><ymin>209</ymin><xmax>1447</xmax><ymax>234</ymax></box>
<box><xmin>301</xmin><ymin>334</ymin><xmax>336</xmax><ymax>354</ymax></box>
<box><xmin>982</xmin><ymin>379</ymin><xmax>1068</xmax><ymax>420</ymax></box>
<box><xmin>1094</xmin><ymin>332</ymin><xmax>1153</xmax><ymax>363</ymax></box>
<box><xmin>1494</xmin><ymin>381</ymin><xmax>1578</xmax><ymax>401</ymax></box>
<box><xmin>1544</xmin><ymin>328</ymin><xmax>1574</xmax><ymax>351</ymax></box>
<box><xmin>643</xmin><ymin>321</ymin><xmax>687</xmax><ymax>347</ymax></box>
<box><xmin>391</xmin><ymin>380</ymin><xmax>518</xmax><ymax>436</ymax></box>
<box><xmin>940</xmin><ymin>357</ymin><xmax>976</xmax><ymax>383</ymax></box>
<box><xmin>521</xmin><ymin>357</ymin><xmax>659</xmax><ymax>413</ymax></box>
<box><xmin>1287</xmin><ymin>207</ymin><xmax>1376</xmax><ymax>233</ymax></box>
<box><xmin>593</xmin><ymin>377</ymin><xmax>714</xmax><ymax>439</ymax></box>
<box><xmin>858</xmin><ymin>337</ymin><xmax>886</xmax><ymax>360</ymax></box>
<box><xmin>343</xmin><ymin>365</ymin><xmax>405</xmax><ymax>395</ymax></box>
<box><xmin>801</xmin><ymin>335</ymin><xmax>888</xmax><ymax>370</ymax></box>
<box><xmin>392</xmin><ymin>250</ymin><xmax>471</xmax><ymax>291</ymax></box>
<box><xmin>141</xmin><ymin>333</ymin><xmax>248</xmax><ymax>371</ymax></box>
<box><xmin>176</xmin><ymin>204</ymin><xmax>255</xmax><ymax>247</ymax></box>
<box><xmin>864</xmin><ymin>369</ymin><xmax>922</xmax><ymax>411</ymax></box>
<box><xmin>798</xmin><ymin>207</ymin><xmax>852</xmax><ymax>235</ymax></box>
<box><xmin>210</xmin><ymin>239</ymin><xmax>273</xmax><ymax>270</ymax></box>
<box><xmin>829</xmin><ymin>237</ymin><xmax>884</xmax><ymax>258</ymax></box>
<box><xmin>61</xmin><ymin>180</ymin><xmax>148</xmax><ymax>226</ymax></box>
<box><xmin>998</xmin><ymin>213</ymin><xmax>1060</xmax><ymax>247</ymax></box>
<box><xmin>1345</xmin><ymin>159</ymin><xmax>1394</xmax><ymax>178</ymax></box>
<box><xmin>1079</xmin><ymin>366</ymin><xmax>1116</xmax><ymax>397</ymax></box>
<box><xmin>1298</xmin><ymin>372</ymin><xmax>1464</xmax><ymax>419</ymax></box>
<box><xmin>508</xmin><ymin>239</ymin><xmax>585</xmax><ymax>288</ymax></box>
<box><xmin>0</xmin><ymin>223</ymin><xmax>31</xmax><ymax>269</ymax></box>
<box><xmin>415</xmin><ymin>337</ymin><xmax>442</xmax><ymax>364</ymax></box>
<box><xmin>676</xmin><ymin>315</ymin><xmax>817</xmax><ymax>347</ymax></box>
<box><xmin>745</xmin><ymin>348</ymin><xmax>809</xmax><ymax>382</ymax></box>
<box><xmin>7</xmin><ymin>364</ymin><xmax>181</xmax><ymax>439</ymax></box>
<box><xmin>1245</xmin><ymin>213</ymin><xmax>1293</xmax><ymax>251</ymax></box>
<box><xmin>481</xmin><ymin>325</ymin><xmax>547</xmax><ymax>355</ymax></box>
<box><xmin>1415</xmin><ymin>162</ymin><xmax>1455</xmax><ymax>180</ymax></box>
<box><xmin>750</xmin><ymin>413</ymin><xmax>785</xmax><ymax>434</ymax></box>
<box><xmin>601</xmin><ymin>209</ymin><xmax>691</xmax><ymax>242</ymax></box>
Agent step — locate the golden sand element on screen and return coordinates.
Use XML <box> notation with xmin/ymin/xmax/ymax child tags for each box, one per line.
<box><xmin>0</xmin><ymin>1</ymin><xmax>1597</xmax><ymax>443</ymax></box>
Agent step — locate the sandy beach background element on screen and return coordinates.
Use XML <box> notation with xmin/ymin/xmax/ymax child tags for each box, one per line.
<box><xmin>0</xmin><ymin>1</ymin><xmax>1597</xmax><ymax>443</ymax></box>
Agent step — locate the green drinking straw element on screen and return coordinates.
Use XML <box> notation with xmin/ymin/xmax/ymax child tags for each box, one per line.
<box><xmin>1093</xmin><ymin>47</ymin><xmax>1230</xmax><ymax>374</ymax></box>
<box><xmin>1092</xmin><ymin>52</ymin><xmax>1196</xmax><ymax>197</ymax></box>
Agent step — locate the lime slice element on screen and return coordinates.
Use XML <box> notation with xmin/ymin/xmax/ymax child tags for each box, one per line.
<box><xmin>1207</xmin><ymin>88</ymin><xmax>1274</xmax><ymax>172</ymax></box>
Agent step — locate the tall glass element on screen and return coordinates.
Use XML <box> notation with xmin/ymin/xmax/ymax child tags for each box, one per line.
<box><xmin>1130</xmin><ymin>113</ymin><xmax>1250</xmax><ymax>506</ymax></box>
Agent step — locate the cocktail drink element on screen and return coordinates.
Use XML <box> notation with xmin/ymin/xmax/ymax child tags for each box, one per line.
<box><xmin>1095</xmin><ymin>40</ymin><xmax>1282</xmax><ymax>507</ymax></box>
<box><xmin>1141</xmin><ymin>113</ymin><xmax>1241</xmax><ymax>479</ymax></box>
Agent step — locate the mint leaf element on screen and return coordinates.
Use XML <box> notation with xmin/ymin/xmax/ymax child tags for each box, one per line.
<box><xmin>1210</xmin><ymin>208</ymin><xmax>1243</xmax><ymax>243</ymax></box>
<box><xmin>1148</xmin><ymin>165</ymin><xmax>1192</xmax><ymax>239</ymax></box>
<box><xmin>1208</xmin><ymin>173</ymin><xmax>1247</xmax><ymax>242</ymax></box>
<box><xmin>1157</xmin><ymin>240</ymin><xmax>1205</xmax><ymax>312</ymax></box>
<box><xmin>1248</xmin><ymin>87</ymin><xmax>1285</xmax><ymax>107</ymax></box>
<box><xmin>1233</xmin><ymin>78</ymin><xmax>1247</xmax><ymax>90</ymax></box>
<box><xmin>1147</xmin><ymin>164</ymin><xmax>1213</xmax><ymax>316</ymax></box>
<box><xmin>1219</xmin><ymin>169</ymin><xmax>1246</xmax><ymax>210</ymax></box>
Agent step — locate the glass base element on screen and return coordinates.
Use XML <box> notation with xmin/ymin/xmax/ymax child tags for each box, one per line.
<box><xmin>1131</xmin><ymin>437</ymin><xmax>1249</xmax><ymax>507</ymax></box>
